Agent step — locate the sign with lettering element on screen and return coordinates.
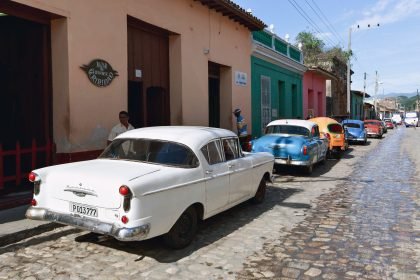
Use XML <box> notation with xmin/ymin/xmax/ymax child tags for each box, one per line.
<box><xmin>234</xmin><ymin>71</ymin><xmax>247</xmax><ymax>86</ymax></box>
<box><xmin>81</xmin><ymin>59</ymin><xmax>118</xmax><ymax>87</ymax></box>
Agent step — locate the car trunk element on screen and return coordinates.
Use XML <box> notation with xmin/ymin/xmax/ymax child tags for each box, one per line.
<box><xmin>46</xmin><ymin>159</ymin><xmax>160</xmax><ymax>208</ymax></box>
<box><xmin>261</xmin><ymin>135</ymin><xmax>306</xmax><ymax>159</ymax></box>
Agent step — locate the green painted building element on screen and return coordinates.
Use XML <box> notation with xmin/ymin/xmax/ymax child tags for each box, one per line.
<box><xmin>350</xmin><ymin>90</ymin><xmax>370</xmax><ymax>120</ymax></box>
<box><xmin>251</xmin><ymin>30</ymin><xmax>306</xmax><ymax>137</ymax></box>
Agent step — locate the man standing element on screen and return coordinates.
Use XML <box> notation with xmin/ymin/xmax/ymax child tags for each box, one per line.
<box><xmin>107</xmin><ymin>111</ymin><xmax>134</xmax><ymax>145</ymax></box>
<box><xmin>233</xmin><ymin>108</ymin><xmax>249</xmax><ymax>149</ymax></box>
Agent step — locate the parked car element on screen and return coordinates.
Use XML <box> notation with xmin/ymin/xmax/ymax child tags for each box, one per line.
<box><xmin>391</xmin><ymin>113</ymin><xmax>402</xmax><ymax>125</ymax></box>
<box><xmin>364</xmin><ymin>119</ymin><xmax>384</xmax><ymax>138</ymax></box>
<box><xmin>404</xmin><ymin>112</ymin><xmax>418</xmax><ymax>127</ymax></box>
<box><xmin>26</xmin><ymin>126</ymin><xmax>274</xmax><ymax>249</ymax></box>
<box><xmin>341</xmin><ymin>119</ymin><xmax>367</xmax><ymax>145</ymax></box>
<box><xmin>384</xmin><ymin>118</ymin><xmax>394</xmax><ymax>129</ymax></box>
<box><xmin>251</xmin><ymin>119</ymin><xmax>328</xmax><ymax>174</ymax></box>
<box><xmin>380</xmin><ymin>121</ymin><xmax>388</xmax><ymax>133</ymax></box>
<box><xmin>309</xmin><ymin>117</ymin><xmax>348</xmax><ymax>157</ymax></box>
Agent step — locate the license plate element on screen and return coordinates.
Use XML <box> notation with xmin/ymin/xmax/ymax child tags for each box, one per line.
<box><xmin>70</xmin><ymin>202</ymin><xmax>98</xmax><ymax>217</ymax></box>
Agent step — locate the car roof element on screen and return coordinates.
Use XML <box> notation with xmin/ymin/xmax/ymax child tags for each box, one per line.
<box><xmin>342</xmin><ymin>119</ymin><xmax>364</xmax><ymax>125</ymax></box>
<box><xmin>267</xmin><ymin>119</ymin><xmax>316</xmax><ymax>130</ymax></box>
<box><xmin>115</xmin><ymin>126</ymin><xmax>237</xmax><ymax>150</ymax></box>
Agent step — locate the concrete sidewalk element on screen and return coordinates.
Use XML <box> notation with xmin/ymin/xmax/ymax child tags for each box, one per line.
<box><xmin>0</xmin><ymin>193</ymin><xmax>62</xmax><ymax>247</ymax></box>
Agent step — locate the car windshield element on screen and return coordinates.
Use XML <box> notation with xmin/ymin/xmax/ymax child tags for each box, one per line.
<box><xmin>99</xmin><ymin>138</ymin><xmax>199</xmax><ymax>168</ymax></box>
<box><xmin>327</xmin><ymin>123</ymin><xmax>343</xmax><ymax>133</ymax></box>
<box><xmin>343</xmin><ymin>123</ymin><xmax>361</xmax><ymax>129</ymax></box>
<box><xmin>265</xmin><ymin>125</ymin><xmax>310</xmax><ymax>137</ymax></box>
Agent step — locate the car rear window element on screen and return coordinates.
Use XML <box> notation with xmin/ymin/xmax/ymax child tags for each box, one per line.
<box><xmin>265</xmin><ymin>125</ymin><xmax>310</xmax><ymax>137</ymax></box>
<box><xmin>99</xmin><ymin>139</ymin><xmax>199</xmax><ymax>168</ymax></box>
<box><xmin>327</xmin><ymin>123</ymin><xmax>343</xmax><ymax>133</ymax></box>
<box><xmin>343</xmin><ymin>123</ymin><xmax>361</xmax><ymax>129</ymax></box>
<box><xmin>365</xmin><ymin>121</ymin><xmax>379</xmax><ymax>126</ymax></box>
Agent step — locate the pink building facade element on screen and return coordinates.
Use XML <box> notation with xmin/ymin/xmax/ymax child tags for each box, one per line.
<box><xmin>302</xmin><ymin>67</ymin><xmax>335</xmax><ymax>119</ymax></box>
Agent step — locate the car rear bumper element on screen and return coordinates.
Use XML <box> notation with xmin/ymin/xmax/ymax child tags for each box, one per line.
<box><xmin>347</xmin><ymin>136</ymin><xmax>366</xmax><ymax>143</ymax></box>
<box><xmin>274</xmin><ymin>157</ymin><xmax>311</xmax><ymax>166</ymax></box>
<box><xmin>26</xmin><ymin>207</ymin><xmax>150</xmax><ymax>241</ymax></box>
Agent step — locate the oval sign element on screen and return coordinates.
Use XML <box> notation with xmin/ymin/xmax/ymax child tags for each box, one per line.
<box><xmin>81</xmin><ymin>59</ymin><xmax>119</xmax><ymax>87</ymax></box>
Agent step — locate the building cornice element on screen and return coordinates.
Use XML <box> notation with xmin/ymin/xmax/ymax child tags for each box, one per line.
<box><xmin>252</xmin><ymin>42</ymin><xmax>307</xmax><ymax>74</ymax></box>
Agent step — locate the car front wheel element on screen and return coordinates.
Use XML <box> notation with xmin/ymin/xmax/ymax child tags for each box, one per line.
<box><xmin>164</xmin><ymin>206</ymin><xmax>197</xmax><ymax>249</ymax></box>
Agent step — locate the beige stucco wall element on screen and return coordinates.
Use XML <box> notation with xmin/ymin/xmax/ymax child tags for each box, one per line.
<box><xmin>12</xmin><ymin>0</ymin><xmax>253</xmax><ymax>153</ymax></box>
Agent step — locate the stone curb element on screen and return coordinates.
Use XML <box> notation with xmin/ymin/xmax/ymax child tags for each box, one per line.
<box><xmin>0</xmin><ymin>222</ymin><xmax>65</xmax><ymax>247</ymax></box>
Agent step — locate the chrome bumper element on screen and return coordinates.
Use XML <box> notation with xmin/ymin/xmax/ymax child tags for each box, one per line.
<box><xmin>25</xmin><ymin>207</ymin><xmax>150</xmax><ymax>241</ymax></box>
<box><xmin>274</xmin><ymin>157</ymin><xmax>310</xmax><ymax>166</ymax></box>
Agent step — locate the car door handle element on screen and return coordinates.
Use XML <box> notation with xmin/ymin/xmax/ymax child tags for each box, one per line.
<box><xmin>206</xmin><ymin>170</ymin><xmax>213</xmax><ymax>174</ymax></box>
<box><xmin>228</xmin><ymin>164</ymin><xmax>235</xmax><ymax>168</ymax></box>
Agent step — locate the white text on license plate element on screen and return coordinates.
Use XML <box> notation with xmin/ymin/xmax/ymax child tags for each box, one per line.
<box><xmin>70</xmin><ymin>203</ymin><xmax>98</xmax><ymax>217</ymax></box>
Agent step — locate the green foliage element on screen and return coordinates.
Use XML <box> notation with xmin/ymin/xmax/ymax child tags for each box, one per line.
<box><xmin>295</xmin><ymin>31</ymin><xmax>324</xmax><ymax>64</ymax></box>
<box><xmin>295</xmin><ymin>31</ymin><xmax>349</xmax><ymax>65</ymax></box>
<box><xmin>398</xmin><ymin>95</ymin><xmax>419</xmax><ymax>111</ymax></box>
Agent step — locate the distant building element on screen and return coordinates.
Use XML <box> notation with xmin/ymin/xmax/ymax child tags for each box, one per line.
<box><xmin>303</xmin><ymin>66</ymin><xmax>336</xmax><ymax>119</ymax></box>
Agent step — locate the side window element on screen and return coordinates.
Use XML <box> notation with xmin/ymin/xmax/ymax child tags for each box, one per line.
<box><xmin>222</xmin><ymin>138</ymin><xmax>240</xmax><ymax>161</ymax></box>
<box><xmin>313</xmin><ymin>126</ymin><xmax>320</xmax><ymax>137</ymax></box>
<box><xmin>201</xmin><ymin>140</ymin><xmax>223</xmax><ymax>165</ymax></box>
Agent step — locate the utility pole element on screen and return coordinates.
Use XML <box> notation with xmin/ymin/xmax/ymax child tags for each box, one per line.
<box><xmin>374</xmin><ymin>70</ymin><xmax>378</xmax><ymax>119</ymax></box>
<box><xmin>346</xmin><ymin>28</ymin><xmax>352</xmax><ymax>116</ymax></box>
<box><xmin>362</xmin><ymin>72</ymin><xmax>366</xmax><ymax>120</ymax></box>
<box><xmin>347</xmin><ymin>23</ymin><xmax>379</xmax><ymax>120</ymax></box>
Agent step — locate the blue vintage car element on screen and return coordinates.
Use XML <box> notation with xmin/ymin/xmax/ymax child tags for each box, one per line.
<box><xmin>251</xmin><ymin>119</ymin><xmax>329</xmax><ymax>174</ymax></box>
<box><xmin>341</xmin><ymin>119</ymin><xmax>367</xmax><ymax>144</ymax></box>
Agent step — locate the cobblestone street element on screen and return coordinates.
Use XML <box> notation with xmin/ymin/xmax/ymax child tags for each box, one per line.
<box><xmin>0</xmin><ymin>128</ymin><xmax>419</xmax><ymax>279</ymax></box>
<box><xmin>238</xmin><ymin>127</ymin><xmax>420</xmax><ymax>279</ymax></box>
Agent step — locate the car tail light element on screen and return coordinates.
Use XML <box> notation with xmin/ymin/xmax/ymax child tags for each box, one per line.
<box><xmin>121</xmin><ymin>215</ymin><xmax>129</xmax><ymax>224</ymax></box>
<box><xmin>31</xmin><ymin>199</ymin><xmax>37</xmax><ymax>206</ymax></box>
<box><xmin>119</xmin><ymin>186</ymin><xmax>130</xmax><ymax>196</ymax></box>
<box><xmin>119</xmin><ymin>185</ymin><xmax>132</xmax><ymax>212</ymax></box>
<box><xmin>245</xmin><ymin>142</ymin><xmax>252</xmax><ymax>152</ymax></box>
<box><xmin>28</xmin><ymin>172</ymin><xmax>37</xmax><ymax>182</ymax></box>
<box><xmin>29</xmin><ymin>172</ymin><xmax>41</xmax><ymax>195</ymax></box>
<box><xmin>302</xmin><ymin>146</ymin><xmax>308</xmax><ymax>155</ymax></box>
<box><xmin>325</xmin><ymin>133</ymin><xmax>331</xmax><ymax>141</ymax></box>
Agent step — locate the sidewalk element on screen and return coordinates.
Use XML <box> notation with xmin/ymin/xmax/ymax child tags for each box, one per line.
<box><xmin>0</xmin><ymin>192</ymin><xmax>61</xmax><ymax>247</ymax></box>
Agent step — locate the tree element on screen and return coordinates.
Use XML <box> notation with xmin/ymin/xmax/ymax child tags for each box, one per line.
<box><xmin>295</xmin><ymin>32</ymin><xmax>351</xmax><ymax>66</ymax></box>
<box><xmin>295</xmin><ymin>31</ymin><xmax>325</xmax><ymax>65</ymax></box>
<box><xmin>324</xmin><ymin>47</ymin><xmax>351</xmax><ymax>64</ymax></box>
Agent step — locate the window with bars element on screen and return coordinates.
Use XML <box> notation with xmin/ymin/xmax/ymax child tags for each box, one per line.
<box><xmin>261</xmin><ymin>76</ymin><xmax>271</xmax><ymax>134</ymax></box>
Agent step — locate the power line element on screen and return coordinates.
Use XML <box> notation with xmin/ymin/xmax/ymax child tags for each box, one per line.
<box><xmin>287</xmin><ymin>0</ymin><xmax>337</xmax><ymax>49</ymax></box>
<box><xmin>309</xmin><ymin>0</ymin><xmax>346</xmax><ymax>47</ymax></box>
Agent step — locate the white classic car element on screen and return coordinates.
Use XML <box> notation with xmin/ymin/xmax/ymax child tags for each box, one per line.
<box><xmin>26</xmin><ymin>126</ymin><xmax>274</xmax><ymax>249</ymax></box>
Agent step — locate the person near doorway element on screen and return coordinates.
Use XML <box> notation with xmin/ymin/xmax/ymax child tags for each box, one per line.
<box><xmin>107</xmin><ymin>111</ymin><xmax>135</xmax><ymax>145</ymax></box>
<box><xmin>233</xmin><ymin>108</ymin><xmax>249</xmax><ymax>150</ymax></box>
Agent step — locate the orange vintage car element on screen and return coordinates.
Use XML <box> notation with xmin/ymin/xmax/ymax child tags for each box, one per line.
<box><xmin>309</xmin><ymin>117</ymin><xmax>348</xmax><ymax>157</ymax></box>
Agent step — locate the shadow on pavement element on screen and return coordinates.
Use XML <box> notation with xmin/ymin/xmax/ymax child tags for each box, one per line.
<box><xmin>73</xmin><ymin>186</ymin><xmax>302</xmax><ymax>262</ymax></box>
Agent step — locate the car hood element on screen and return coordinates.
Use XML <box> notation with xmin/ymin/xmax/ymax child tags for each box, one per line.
<box><xmin>40</xmin><ymin>159</ymin><xmax>161</xmax><ymax>208</ymax></box>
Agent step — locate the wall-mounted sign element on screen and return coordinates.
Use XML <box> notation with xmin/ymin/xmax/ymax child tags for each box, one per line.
<box><xmin>235</xmin><ymin>71</ymin><xmax>247</xmax><ymax>86</ymax></box>
<box><xmin>81</xmin><ymin>59</ymin><xmax>118</xmax><ymax>87</ymax></box>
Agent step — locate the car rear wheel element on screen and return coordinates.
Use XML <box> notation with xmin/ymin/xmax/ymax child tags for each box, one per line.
<box><xmin>305</xmin><ymin>164</ymin><xmax>313</xmax><ymax>175</ymax></box>
<box><xmin>164</xmin><ymin>206</ymin><xmax>197</xmax><ymax>249</ymax></box>
<box><xmin>251</xmin><ymin>177</ymin><xmax>266</xmax><ymax>204</ymax></box>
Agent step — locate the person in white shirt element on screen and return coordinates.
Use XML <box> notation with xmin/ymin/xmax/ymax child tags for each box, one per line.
<box><xmin>107</xmin><ymin>111</ymin><xmax>134</xmax><ymax>145</ymax></box>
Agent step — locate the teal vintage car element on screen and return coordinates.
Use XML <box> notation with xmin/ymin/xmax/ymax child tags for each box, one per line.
<box><xmin>251</xmin><ymin>119</ymin><xmax>329</xmax><ymax>174</ymax></box>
